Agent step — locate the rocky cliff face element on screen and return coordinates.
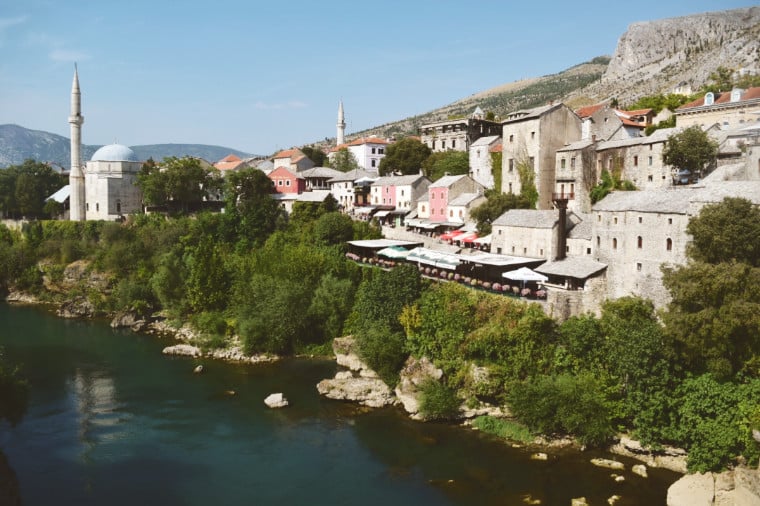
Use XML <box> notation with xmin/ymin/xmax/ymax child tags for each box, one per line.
<box><xmin>584</xmin><ymin>7</ymin><xmax>760</xmax><ymax>103</ymax></box>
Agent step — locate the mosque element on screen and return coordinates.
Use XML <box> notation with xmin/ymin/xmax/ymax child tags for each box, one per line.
<box><xmin>68</xmin><ymin>66</ymin><xmax>143</xmax><ymax>221</ymax></box>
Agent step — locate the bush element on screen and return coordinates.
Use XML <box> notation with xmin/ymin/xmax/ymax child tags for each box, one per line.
<box><xmin>418</xmin><ymin>378</ymin><xmax>461</xmax><ymax>420</ymax></box>
<box><xmin>508</xmin><ymin>373</ymin><xmax>614</xmax><ymax>447</ymax></box>
<box><xmin>472</xmin><ymin>416</ymin><xmax>533</xmax><ymax>443</ymax></box>
<box><xmin>356</xmin><ymin>324</ymin><xmax>407</xmax><ymax>387</ymax></box>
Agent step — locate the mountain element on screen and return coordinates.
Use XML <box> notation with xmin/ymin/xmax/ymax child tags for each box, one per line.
<box><xmin>0</xmin><ymin>124</ymin><xmax>253</xmax><ymax>169</ymax></box>
<box><xmin>349</xmin><ymin>6</ymin><xmax>760</xmax><ymax>141</ymax></box>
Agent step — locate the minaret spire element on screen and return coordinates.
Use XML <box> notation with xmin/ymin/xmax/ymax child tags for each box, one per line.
<box><xmin>69</xmin><ymin>63</ymin><xmax>86</xmax><ymax>221</ymax></box>
<box><xmin>336</xmin><ymin>100</ymin><xmax>346</xmax><ymax>146</ymax></box>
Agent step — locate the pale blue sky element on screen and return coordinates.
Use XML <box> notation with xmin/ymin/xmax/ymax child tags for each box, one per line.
<box><xmin>0</xmin><ymin>1</ymin><xmax>754</xmax><ymax>156</ymax></box>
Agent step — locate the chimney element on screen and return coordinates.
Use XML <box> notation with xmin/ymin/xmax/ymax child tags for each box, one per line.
<box><xmin>555</xmin><ymin>204</ymin><xmax>568</xmax><ymax>261</ymax></box>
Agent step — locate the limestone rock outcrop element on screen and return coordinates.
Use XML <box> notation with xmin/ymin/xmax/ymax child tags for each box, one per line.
<box><xmin>264</xmin><ymin>393</ymin><xmax>289</xmax><ymax>408</ymax></box>
<box><xmin>394</xmin><ymin>356</ymin><xmax>443</xmax><ymax>419</ymax></box>
<box><xmin>162</xmin><ymin>344</ymin><xmax>202</xmax><ymax>358</ymax></box>
<box><xmin>667</xmin><ymin>468</ymin><xmax>760</xmax><ymax>506</ymax></box>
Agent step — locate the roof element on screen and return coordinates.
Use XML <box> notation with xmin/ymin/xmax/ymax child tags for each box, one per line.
<box><xmin>568</xmin><ymin>217</ymin><xmax>592</xmax><ymax>240</ymax></box>
<box><xmin>327</xmin><ymin>168</ymin><xmax>378</xmax><ymax>183</ymax></box>
<box><xmin>592</xmin><ymin>189</ymin><xmax>693</xmax><ymax>214</ymax></box>
<box><xmin>448</xmin><ymin>192</ymin><xmax>483</xmax><ymax>207</ymax></box>
<box><xmin>214</xmin><ymin>154</ymin><xmax>244</xmax><ymax>171</ymax></box>
<box><xmin>536</xmin><ymin>257</ymin><xmax>607</xmax><ymax>279</ymax></box>
<box><xmin>470</xmin><ymin>135</ymin><xmax>501</xmax><ymax>147</ymax></box>
<box><xmin>557</xmin><ymin>139</ymin><xmax>595</xmax><ymax>152</ymax></box>
<box><xmin>430</xmin><ymin>174</ymin><xmax>467</xmax><ymax>188</ymax></box>
<box><xmin>678</xmin><ymin>87</ymin><xmax>760</xmax><ymax>110</ymax></box>
<box><xmin>575</xmin><ymin>103</ymin><xmax>606</xmax><ymax>119</ymax></box>
<box><xmin>502</xmin><ymin>103</ymin><xmax>561</xmax><ymax>124</ymax></box>
<box><xmin>296</xmin><ymin>190</ymin><xmax>332</xmax><ymax>202</ymax></box>
<box><xmin>372</xmin><ymin>174</ymin><xmax>428</xmax><ymax>186</ymax></box>
<box><xmin>91</xmin><ymin>144</ymin><xmax>138</xmax><ymax>162</ymax></box>
<box><xmin>47</xmin><ymin>185</ymin><xmax>70</xmax><ymax>203</ymax></box>
<box><xmin>690</xmin><ymin>181</ymin><xmax>760</xmax><ymax>206</ymax></box>
<box><xmin>492</xmin><ymin>209</ymin><xmax>563</xmax><ymax>229</ymax></box>
<box><xmin>273</xmin><ymin>148</ymin><xmax>301</xmax><ymax>159</ymax></box>
<box><xmin>300</xmin><ymin>166</ymin><xmax>344</xmax><ymax>179</ymax></box>
<box><xmin>347</xmin><ymin>136</ymin><xmax>389</xmax><ymax>146</ymax></box>
<box><xmin>347</xmin><ymin>239</ymin><xmax>423</xmax><ymax>249</ymax></box>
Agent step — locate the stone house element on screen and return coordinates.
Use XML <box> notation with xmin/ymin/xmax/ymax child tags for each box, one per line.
<box><xmin>328</xmin><ymin>168</ymin><xmax>378</xmax><ymax>212</ymax></box>
<box><xmin>594</xmin><ymin>127</ymin><xmax>676</xmax><ymax>190</ymax></box>
<box><xmin>370</xmin><ymin>174</ymin><xmax>430</xmax><ymax>212</ymax></box>
<box><xmin>268</xmin><ymin>166</ymin><xmax>305</xmax><ymax>194</ymax></box>
<box><xmin>469</xmin><ymin>135</ymin><xmax>501</xmax><ymax>189</ymax></box>
<box><xmin>272</xmin><ymin>148</ymin><xmax>315</xmax><ymax>173</ymax></box>
<box><xmin>420</xmin><ymin>107</ymin><xmax>502</xmax><ymax>153</ymax></box>
<box><xmin>501</xmin><ymin>103</ymin><xmax>581</xmax><ymax>210</ymax></box>
<box><xmin>575</xmin><ymin>103</ymin><xmax>652</xmax><ymax>142</ymax></box>
<box><xmin>340</xmin><ymin>137</ymin><xmax>389</xmax><ymax>174</ymax></box>
<box><xmin>554</xmin><ymin>139</ymin><xmax>596</xmax><ymax>213</ymax></box>
<box><xmin>446</xmin><ymin>192</ymin><xmax>486</xmax><ymax>226</ymax></box>
<box><xmin>427</xmin><ymin>174</ymin><xmax>484</xmax><ymax>223</ymax></box>
<box><xmin>300</xmin><ymin>166</ymin><xmax>344</xmax><ymax>191</ymax></box>
<box><xmin>676</xmin><ymin>87</ymin><xmax>760</xmax><ymax>130</ymax></box>
<box><xmin>491</xmin><ymin>209</ymin><xmax>577</xmax><ymax>259</ymax></box>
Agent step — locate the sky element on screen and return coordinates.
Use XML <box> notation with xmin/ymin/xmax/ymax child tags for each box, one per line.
<box><xmin>0</xmin><ymin>1</ymin><xmax>755</xmax><ymax>157</ymax></box>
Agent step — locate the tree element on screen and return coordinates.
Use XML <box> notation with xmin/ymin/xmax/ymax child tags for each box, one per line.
<box><xmin>313</xmin><ymin>212</ymin><xmax>354</xmax><ymax>246</ymax></box>
<box><xmin>420</xmin><ymin>151</ymin><xmax>469</xmax><ymax>181</ymax></box>
<box><xmin>470</xmin><ymin>189</ymin><xmax>532</xmax><ymax>234</ymax></box>
<box><xmin>662</xmin><ymin>198</ymin><xmax>760</xmax><ymax>378</ymax></box>
<box><xmin>301</xmin><ymin>146</ymin><xmax>327</xmax><ymax>166</ymax></box>
<box><xmin>327</xmin><ymin>147</ymin><xmax>360</xmax><ymax>173</ymax></box>
<box><xmin>0</xmin><ymin>160</ymin><xmax>66</xmax><ymax>219</ymax></box>
<box><xmin>137</xmin><ymin>157</ymin><xmax>222</xmax><ymax>213</ymax></box>
<box><xmin>662</xmin><ymin>126</ymin><xmax>718</xmax><ymax>178</ymax></box>
<box><xmin>223</xmin><ymin>168</ymin><xmax>282</xmax><ymax>248</ymax></box>
<box><xmin>686</xmin><ymin>197</ymin><xmax>760</xmax><ymax>267</ymax></box>
<box><xmin>378</xmin><ymin>137</ymin><xmax>431</xmax><ymax>176</ymax></box>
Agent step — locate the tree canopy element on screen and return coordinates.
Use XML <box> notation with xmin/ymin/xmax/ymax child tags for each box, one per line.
<box><xmin>662</xmin><ymin>126</ymin><xmax>718</xmax><ymax>178</ymax></box>
<box><xmin>470</xmin><ymin>189</ymin><xmax>532</xmax><ymax>234</ymax></box>
<box><xmin>420</xmin><ymin>151</ymin><xmax>470</xmax><ymax>182</ymax></box>
<box><xmin>0</xmin><ymin>159</ymin><xmax>66</xmax><ymax>219</ymax></box>
<box><xmin>301</xmin><ymin>146</ymin><xmax>327</xmax><ymax>166</ymax></box>
<box><xmin>327</xmin><ymin>147</ymin><xmax>360</xmax><ymax>173</ymax></box>
<box><xmin>137</xmin><ymin>156</ymin><xmax>223</xmax><ymax>213</ymax></box>
<box><xmin>378</xmin><ymin>137</ymin><xmax>431</xmax><ymax>176</ymax></box>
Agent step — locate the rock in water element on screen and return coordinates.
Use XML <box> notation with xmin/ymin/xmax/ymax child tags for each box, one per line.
<box><xmin>590</xmin><ymin>458</ymin><xmax>625</xmax><ymax>470</ymax></box>
<box><xmin>631</xmin><ymin>464</ymin><xmax>648</xmax><ymax>478</ymax></box>
<box><xmin>264</xmin><ymin>393</ymin><xmax>289</xmax><ymax>408</ymax></box>
<box><xmin>193</xmin><ymin>365</ymin><xmax>204</xmax><ymax>374</ymax></box>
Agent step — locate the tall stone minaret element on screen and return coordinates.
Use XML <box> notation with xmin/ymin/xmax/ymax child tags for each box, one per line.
<box><xmin>336</xmin><ymin>100</ymin><xmax>346</xmax><ymax>146</ymax></box>
<box><xmin>69</xmin><ymin>64</ymin><xmax>85</xmax><ymax>221</ymax></box>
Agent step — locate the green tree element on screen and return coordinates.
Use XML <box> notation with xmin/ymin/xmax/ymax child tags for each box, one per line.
<box><xmin>313</xmin><ymin>212</ymin><xmax>354</xmax><ymax>246</ymax></box>
<box><xmin>378</xmin><ymin>137</ymin><xmax>431</xmax><ymax>176</ymax></box>
<box><xmin>301</xmin><ymin>146</ymin><xmax>327</xmax><ymax>166</ymax></box>
<box><xmin>515</xmin><ymin>158</ymin><xmax>538</xmax><ymax>208</ymax></box>
<box><xmin>470</xmin><ymin>189</ymin><xmax>532</xmax><ymax>234</ymax></box>
<box><xmin>327</xmin><ymin>148</ymin><xmax>360</xmax><ymax>173</ymax></box>
<box><xmin>662</xmin><ymin>125</ymin><xmax>718</xmax><ymax>178</ymax></box>
<box><xmin>704</xmin><ymin>66</ymin><xmax>734</xmax><ymax>93</ymax></box>
<box><xmin>223</xmin><ymin>168</ymin><xmax>282</xmax><ymax>249</ymax></box>
<box><xmin>420</xmin><ymin>151</ymin><xmax>469</xmax><ymax>182</ymax></box>
<box><xmin>138</xmin><ymin>157</ymin><xmax>222</xmax><ymax>213</ymax></box>
<box><xmin>685</xmin><ymin>197</ymin><xmax>760</xmax><ymax>267</ymax></box>
<box><xmin>0</xmin><ymin>160</ymin><xmax>66</xmax><ymax>219</ymax></box>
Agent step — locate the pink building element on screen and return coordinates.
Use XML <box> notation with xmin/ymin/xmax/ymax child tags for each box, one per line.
<box><xmin>268</xmin><ymin>166</ymin><xmax>305</xmax><ymax>194</ymax></box>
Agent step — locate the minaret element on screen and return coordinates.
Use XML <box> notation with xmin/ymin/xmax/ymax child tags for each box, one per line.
<box><xmin>336</xmin><ymin>100</ymin><xmax>346</xmax><ymax>146</ymax></box>
<box><xmin>69</xmin><ymin>64</ymin><xmax>85</xmax><ymax>221</ymax></box>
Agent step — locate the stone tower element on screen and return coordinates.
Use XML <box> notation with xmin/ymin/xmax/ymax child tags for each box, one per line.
<box><xmin>337</xmin><ymin>100</ymin><xmax>346</xmax><ymax>146</ymax></box>
<box><xmin>68</xmin><ymin>65</ymin><xmax>85</xmax><ymax>221</ymax></box>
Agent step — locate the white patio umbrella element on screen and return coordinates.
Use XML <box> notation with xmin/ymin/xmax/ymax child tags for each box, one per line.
<box><xmin>502</xmin><ymin>267</ymin><xmax>548</xmax><ymax>282</ymax></box>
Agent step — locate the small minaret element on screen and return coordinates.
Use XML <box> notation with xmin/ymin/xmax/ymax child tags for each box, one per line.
<box><xmin>336</xmin><ymin>100</ymin><xmax>346</xmax><ymax>146</ymax></box>
<box><xmin>69</xmin><ymin>64</ymin><xmax>85</xmax><ymax>221</ymax></box>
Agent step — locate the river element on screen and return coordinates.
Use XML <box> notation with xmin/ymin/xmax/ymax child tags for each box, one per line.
<box><xmin>0</xmin><ymin>303</ymin><xmax>679</xmax><ymax>505</ymax></box>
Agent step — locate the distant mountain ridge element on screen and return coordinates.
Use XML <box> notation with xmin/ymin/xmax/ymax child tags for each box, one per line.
<box><xmin>0</xmin><ymin>124</ymin><xmax>253</xmax><ymax>169</ymax></box>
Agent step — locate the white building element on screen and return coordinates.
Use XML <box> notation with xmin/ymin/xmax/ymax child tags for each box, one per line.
<box><xmin>469</xmin><ymin>135</ymin><xmax>501</xmax><ymax>189</ymax></box>
<box><xmin>83</xmin><ymin>144</ymin><xmax>143</xmax><ymax>220</ymax></box>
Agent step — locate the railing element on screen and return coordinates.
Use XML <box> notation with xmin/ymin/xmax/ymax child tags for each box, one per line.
<box><xmin>551</xmin><ymin>192</ymin><xmax>575</xmax><ymax>201</ymax></box>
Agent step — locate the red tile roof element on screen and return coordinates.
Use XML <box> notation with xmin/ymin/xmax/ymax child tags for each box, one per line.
<box><xmin>273</xmin><ymin>148</ymin><xmax>300</xmax><ymax>159</ymax></box>
<box><xmin>489</xmin><ymin>142</ymin><xmax>502</xmax><ymax>153</ymax></box>
<box><xmin>214</xmin><ymin>154</ymin><xmax>243</xmax><ymax>171</ymax></box>
<box><xmin>348</xmin><ymin>137</ymin><xmax>389</xmax><ymax>146</ymax></box>
<box><xmin>575</xmin><ymin>103</ymin><xmax>606</xmax><ymax>119</ymax></box>
<box><xmin>679</xmin><ymin>87</ymin><xmax>760</xmax><ymax>109</ymax></box>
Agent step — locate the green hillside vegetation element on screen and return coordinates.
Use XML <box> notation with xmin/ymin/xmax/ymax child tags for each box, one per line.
<box><xmin>0</xmin><ymin>164</ymin><xmax>757</xmax><ymax>472</ymax></box>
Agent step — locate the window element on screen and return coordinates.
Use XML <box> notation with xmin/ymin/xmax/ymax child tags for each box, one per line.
<box><xmin>571</xmin><ymin>157</ymin><xmax>576</xmax><ymax>169</ymax></box>
<box><xmin>633</xmin><ymin>155</ymin><xmax>638</xmax><ymax>166</ymax></box>
<box><xmin>638</xmin><ymin>216</ymin><xmax>642</xmax><ymax>224</ymax></box>
<box><xmin>441</xmin><ymin>141</ymin><xmax>446</xmax><ymax>149</ymax></box>
<box><xmin>476</xmin><ymin>149</ymin><xmax>481</xmax><ymax>158</ymax></box>
<box><xmin>636</xmin><ymin>262</ymin><xmax>642</xmax><ymax>271</ymax></box>
<box><xmin>116</xmin><ymin>201</ymin><xmax>121</xmax><ymax>214</ymax></box>
<box><xmin>96</xmin><ymin>203</ymin><xmax>99</xmax><ymax>212</ymax></box>
<box><xmin>597</xmin><ymin>214</ymin><xmax>601</xmax><ymax>222</ymax></box>
<box><xmin>648</xmin><ymin>156</ymin><xmax>653</xmax><ymax>166</ymax></box>
<box><xmin>608</xmin><ymin>158</ymin><xmax>613</xmax><ymax>169</ymax></box>
<box><xmin>596</xmin><ymin>236</ymin><xmax>600</xmax><ymax>247</ymax></box>
<box><xmin>452</xmin><ymin>140</ymin><xmax>456</xmax><ymax>149</ymax></box>
<box><xmin>86</xmin><ymin>203</ymin><xmax>89</xmax><ymax>211</ymax></box>
<box><xmin>386</xmin><ymin>187</ymin><xmax>389</xmax><ymax>193</ymax></box>
<box><xmin>459</xmin><ymin>210</ymin><xmax>463</xmax><ymax>217</ymax></box>
<box><xmin>508</xmin><ymin>182</ymin><xmax>513</xmax><ymax>193</ymax></box>
<box><xmin>285</xmin><ymin>180</ymin><xmax>291</xmax><ymax>186</ymax></box>
<box><xmin>421</xmin><ymin>205</ymin><xmax>426</xmax><ymax>212</ymax></box>
<box><xmin>378</xmin><ymin>148</ymin><xmax>384</xmax><ymax>154</ymax></box>
<box><xmin>529</xmin><ymin>157</ymin><xmax>534</xmax><ymax>169</ymax></box>
<box><xmin>371</xmin><ymin>148</ymin><xmax>376</xmax><ymax>154</ymax></box>
<box><xmin>498</xmin><ymin>229</ymin><xmax>502</xmax><ymax>235</ymax></box>
<box><xmin>508</xmin><ymin>159</ymin><xmax>514</xmax><ymax>172</ymax></box>
<box><xmin>614</xmin><ymin>217</ymin><xmax>618</xmax><ymax>224</ymax></box>
<box><xmin>586</xmin><ymin>247</ymin><xmax>592</xmax><ymax>255</ymax></box>
<box><xmin>449</xmin><ymin>210</ymin><xmax>453</xmax><ymax>218</ymax></box>
<box><xmin>277</xmin><ymin>180</ymin><xmax>283</xmax><ymax>186</ymax></box>
<box><xmin>509</xmin><ymin>134</ymin><xmax>514</xmax><ymax>142</ymax></box>
<box><xmin>648</xmin><ymin>175</ymin><xmax>653</xmax><ymax>182</ymax></box>
<box><xmin>531</xmin><ymin>131</ymin><xmax>535</xmax><ymax>139</ymax></box>
<box><xmin>432</xmin><ymin>141</ymin><xmax>436</xmax><ymax>150</ymax></box>
<box><xmin>539</xmin><ymin>248</ymin><xmax>544</xmax><ymax>256</ymax></box>
<box><xmin>570</xmin><ymin>183</ymin><xmax>575</xmax><ymax>194</ymax></box>
<box><xmin>612</xmin><ymin>238</ymin><xmax>617</xmax><ymax>249</ymax></box>
<box><xmin>560</xmin><ymin>158</ymin><xmax>566</xmax><ymax>169</ymax></box>
<box><xmin>666</xmin><ymin>238</ymin><xmax>673</xmax><ymax>251</ymax></box>
<box><xmin>637</xmin><ymin>236</ymin><xmax>643</xmax><ymax>249</ymax></box>
<box><xmin>496</xmin><ymin>247</ymin><xmax>502</xmax><ymax>254</ymax></box>
<box><xmin>523</xmin><ymin>247</ymin><xmax>527</xmax><ymax>254</ymax></box>
<box><xmin>511</xmin><ymin>246</ymin><xmax>515</xmax><ymax>253</ymax></box>
<box><xmin>371</xmin><ymin>160</ymin><xmax>376</xmax><ymax>167</ymax></box>
<box><xmin>401</xmin><ymin>189</ymin><xmax>405</xmax><ymax>196</ymax></box>
<box><xmin>668</xmin><ymin>218</ymin><xmax>673</xmax><ymax>225</ymax></box>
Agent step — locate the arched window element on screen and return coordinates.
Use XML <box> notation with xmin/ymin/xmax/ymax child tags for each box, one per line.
<box><xmin>666</xmin><ymin>238</ymin><xmax>673</xmax><ymax>251</ymax></box>
<box><xmin>637</xmin><ymin>236</ymin><xmax>643</xmax><ymax>249</ymax></box>
<box><xmin>612</xmin><ymin>238</ymin><xmax>617</xmax><ymax>250</ymax></box>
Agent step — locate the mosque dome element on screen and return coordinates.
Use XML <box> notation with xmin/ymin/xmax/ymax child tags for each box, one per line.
<box><xmin>90</xmin><ymin>144</ymin><xmax>139</xmax><ymax>162</ymax></box>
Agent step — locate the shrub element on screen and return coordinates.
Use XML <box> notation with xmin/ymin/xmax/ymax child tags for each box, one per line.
<box><xmin>418</xmin><ymin>378</ymin><xmax>461</xmax><ymax>420</ymax></box>
<box><xmin>356</xmin><ymin>324</ymin><xmax>407</xmax><ymax>387</ymax></box>
<box><xmin>472</xmin><ymin>416</ymin><xmax>533</xmax><ymax>443</ymax></box>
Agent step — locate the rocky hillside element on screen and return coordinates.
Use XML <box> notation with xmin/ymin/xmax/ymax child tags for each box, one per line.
<box><xmin>351</xmin><ymin>7</ymin><xmax>760</xmax><ymax>141</ymax></box>
<box><xmin>0</xmin><ymin>124</ymin><xmax>253</xmax><ymax>169</ymax></box>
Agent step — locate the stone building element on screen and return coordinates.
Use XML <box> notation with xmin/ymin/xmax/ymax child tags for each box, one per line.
<box><xmin>491</xmin><ymin>209</ymin><xmax>578</xmax><ymax>260</ymax></box>
<box><xmin>676</xmin><ymin>87</ymin><xmax>760</xmax><ymax>130</ymax></box>
<box><xmin>328</xmin><ymin>169</ymin><xmax>378</xmax><ymax>212</ymax></box>
<box><xmin>272</xmin><ymin>148</ymin><xmax>315</xmax><ymax>173</ymax></box>
<box><xmin>420</xmin><ymin>107</ymin><xmax>501</xmax><ymax>153</ymax></box>
<box><xmin>501</xmin><ymin>103</ymin><xmax>581</xmax><ymax>209</ymax></box>
<box><xmin>469</xmin><ymin>135</ymin><xmax>501</xmax><ymax>189</ymax></box>
<box><xmin>370</xmin><ymin>174</ymin><xmax>430</xmax><ymax>212</ymax></box>
<box><xmin>554</xmin><ymin>139</ymin><xmax>596</xmax><ymax>213</ymax></box>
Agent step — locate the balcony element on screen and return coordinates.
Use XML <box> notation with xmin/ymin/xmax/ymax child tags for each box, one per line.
<box><xmin>551</xmin><ymin>192</ymin><xmax>575</xmax><ymax>201</ymax></box>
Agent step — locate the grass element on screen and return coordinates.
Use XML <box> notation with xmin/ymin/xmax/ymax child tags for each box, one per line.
<box><xmin>472</xmin><ymin>416</ymin><xmax>534</xmax><ymax>444</ymax></box>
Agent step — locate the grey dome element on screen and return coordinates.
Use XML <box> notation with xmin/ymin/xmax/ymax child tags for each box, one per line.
<box><xmin>91</xmin><ymin>144</ymin><xmax>139</xmax><ymax>162</ymax></box>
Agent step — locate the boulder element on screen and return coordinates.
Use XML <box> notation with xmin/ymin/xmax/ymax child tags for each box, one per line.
<box><xmin>394</xmin><ymin>356</ymin><xmax>443</xmax><ymax>417</ymax></box>
<box><xmin>264</xmin><ymin>393</ymin><xmax>289</xmax><ymax>408</ymax></box>
<box><xmin>57</xmin><ymin>296</ymin><xmax>95</xmax><ymax>319</ymax></box>
<box><xmin>332</xmin><ymin>336</ymin><xmax>369</xmax><ymax>372</ymax></box>
<box><xmin>607</xmin><ymin>495</ymin><xmax>621</xmax><ymax>505</ymax></box>
<box><xmin>193</xmin><ymin>365</ymin><xmax>204</xmax><ymax>374</ymax></box>
<box><xmin>667</xmin><ymin>467</ymin><xmax>760</xmax><ymax>506</ymax></box>
<box><xmin>110</xmin><ymin>311</ymin><xmax>147</xmax><ymax>331</ymax></box>
<box><xmin>531</xmin><ymin>453</ymin><xmax>548</xmax><ymax>461</ymax></box>
<box><xmin>316</xmin><ymin>376</ymin><xmax>395</xmax><ymax>408</ymax></box>
<box><xmin>591</xmin><ymin>458</ymin><xmax>625</xmax><ymax>470</ymax></box>
<box><xmin>571</xmin><ymin>498</ymin><xmax>588</xmax><ymax>506</ymax></box>
<box><xmin>609</xmin><ymin>435</ymin><xmax>688</xmax><ymax>473</ymax></box>
<box><xmin>632</xmin><ymin>464</ymin><xmax>648</xmax><ymax>478</ymax></box>
<box><xmin>667</xmin><ymin>472</ymin><xmax>715</xmax><ymax>506</ymax></box>
<box><xmin>162</xmin><ymin>344</ymin><xmax>202</xmax><ymax>357</ymax></box>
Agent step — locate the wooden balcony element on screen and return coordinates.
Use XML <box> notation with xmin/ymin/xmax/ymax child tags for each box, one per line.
<box><xmin>551</xmin><ymin>192</ymin><xmax>575</xmax><ymax>201</ymax></box>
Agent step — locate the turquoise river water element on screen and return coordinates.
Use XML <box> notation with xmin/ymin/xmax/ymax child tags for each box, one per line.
<box><xmin>0</xmin><ymin>303</ymin><xmax>679</xmax><ymax>505</ymax></box>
